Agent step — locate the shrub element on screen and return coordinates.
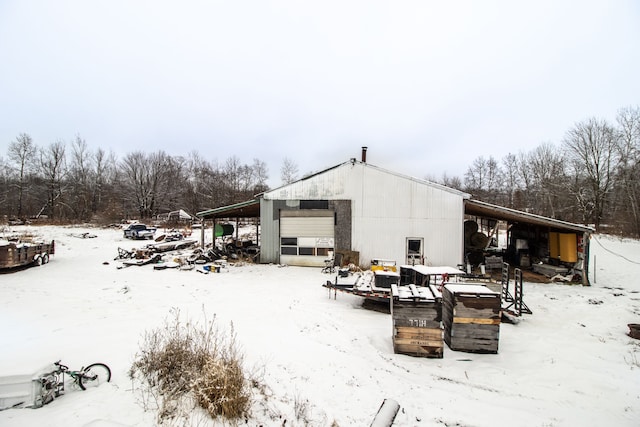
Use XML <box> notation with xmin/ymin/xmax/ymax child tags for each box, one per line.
<box><xmin>193</xmin><ymin>356</ymin><xmax>250</xmax><ymax>419</ymax></box>
<box><xmin>129</xmin><ymin>309</ymin><xmax>253</xmax><ymax>424</ymax></box>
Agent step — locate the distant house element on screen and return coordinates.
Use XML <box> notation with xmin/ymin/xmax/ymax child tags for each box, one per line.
<box><xmin>157</xmin><ymin>209</ymin><xmax>193</xmax><ymax>222</ymax></box>
<box><xmin>197</xmin><ymin>152</ymin><xmax>593</xmax><ymax>285</ymax></box>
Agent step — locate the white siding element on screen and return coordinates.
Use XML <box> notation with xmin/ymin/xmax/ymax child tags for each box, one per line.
<box><xmin>262</xmin><ymin>162</ymin><xmax>468</xmax><ymax>268</ymax></box>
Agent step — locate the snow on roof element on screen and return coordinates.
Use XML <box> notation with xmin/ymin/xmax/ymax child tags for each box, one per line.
<box><xmin>443</xmin><ymin>283</ymin><xmax>499</xmax><ymax>295</ymax></box>
<box><xmin>402</xmin><ymin>265</ymin><xmax>467</xmax><ymax>276</ymax></box>
<box><xmin>373</xmin><ymin>269</ymin><xmax>400</xmax><ymax>277</ymax></box>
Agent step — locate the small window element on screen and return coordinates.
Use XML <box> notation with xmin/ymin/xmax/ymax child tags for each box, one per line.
<box><xmin>408</xmin><ymin>239</ymin><xmax>422</xmax><ymax>254</ymax></box>
<box><xmin>300</xmin><ymin>200</ymin><xmax>329</xmax><ymax>209</ymax></box>
<box><xmin>281</xmin><ymin>246</ymin><xmax>298</xmax><ymax>255</ymax></box>
<box><xmin>299</xmin><ymin>247</ymin><xmax>315</xmax><ymax>256</ymax></box>
<box><xmin>281</xmin><ymin>237</ymin><xmax>297</xmax><ymax>245</ymax></box>
<box><xmin>317</xmin><ymin>248</ymin><xmax>332</xmax><ymax>256</ymax></box>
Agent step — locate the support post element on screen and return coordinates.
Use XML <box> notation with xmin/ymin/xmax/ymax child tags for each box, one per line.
<box><xmin>200</xmin><ymin>220</ymin><xmax>205</xmax><ymax>248</ymax></box>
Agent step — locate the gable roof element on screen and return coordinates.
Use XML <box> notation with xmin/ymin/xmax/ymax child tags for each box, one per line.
<box><xmin>264</xmin><ymin>160</ymin><xmax>471</xmax><ymax>199</ymax></box>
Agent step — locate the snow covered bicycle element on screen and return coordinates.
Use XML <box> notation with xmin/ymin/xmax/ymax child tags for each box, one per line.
<box><xmin>35</xmin><ymin>360</ymin><xmax>111</xmax><ymax>406</ymax></box>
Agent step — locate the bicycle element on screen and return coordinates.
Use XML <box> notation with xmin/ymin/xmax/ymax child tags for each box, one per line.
<box><xmin>35</xmin><ymin>360</ymin><xmax>111</xmax><ymax>407</ymax></box>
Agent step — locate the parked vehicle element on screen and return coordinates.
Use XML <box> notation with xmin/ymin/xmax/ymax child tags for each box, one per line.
<box><xmin>123</xmin><ymin>224</ymin><xmax>157</xmax><ymax>240</ymax></box>
<box><xmin>0</xmin><ymin>239</ymin><xmax>55</xmax><ymax>269</ymax></box>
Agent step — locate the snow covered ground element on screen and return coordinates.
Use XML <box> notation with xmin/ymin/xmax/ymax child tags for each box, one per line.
<box><xmin>0</xmin><ymin>225</ymin><xmax>639</xmax><ymax>426</ymax></box>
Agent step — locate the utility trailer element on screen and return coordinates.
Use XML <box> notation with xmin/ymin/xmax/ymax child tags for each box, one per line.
<box><xmin>0</xmin><ymin>240</ymin><xmax>55</xmax><ymax>269</ymax></box>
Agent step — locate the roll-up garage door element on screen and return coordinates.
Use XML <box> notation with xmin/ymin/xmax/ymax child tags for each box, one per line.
<box><xmin>280</xmin><ymin>211</ymin><xmax>334</xmax><ymax>267</ymax></box>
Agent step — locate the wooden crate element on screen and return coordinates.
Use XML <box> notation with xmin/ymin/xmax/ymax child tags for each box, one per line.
<box><xmin>484</xmin><ymin>255</ymin><xmax>503</xmax><ymax>270</ymax></box>
<box><xmin>442</xmin><ymin>284</ymin><xmax>501</xmax><ymax>354</ymax></box>
<box><xmin>391</xmin><ymin>284</ymin><xmax>443</xmax><ymax>358</ymax></box>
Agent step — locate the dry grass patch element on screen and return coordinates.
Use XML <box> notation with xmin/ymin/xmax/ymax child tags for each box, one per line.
<box><xmin>129</xmin><ymin>309</ymin><xmax>254</xmax><ymax>425</ymax></box>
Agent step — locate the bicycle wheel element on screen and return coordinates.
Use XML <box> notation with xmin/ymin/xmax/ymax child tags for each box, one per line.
<box><xmin>79</xmin><ymin>363</ymin><xmax>111</xmax><ymax>390</ymax></box>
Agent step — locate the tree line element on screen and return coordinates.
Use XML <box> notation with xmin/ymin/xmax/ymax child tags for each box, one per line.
<box><xmin>0</xmin><ymin>136</ymin><xmax>274</xmax><ymax>223</ymax></box>
<box><xmin>1</xmin><ymin>106</ymin><xmax>638</xmax><ymax>236</ymax></box>
<box><xmin>442</xmin><ymin>106</ymin><xmax>640</xmax><ymax>237</ymax></box>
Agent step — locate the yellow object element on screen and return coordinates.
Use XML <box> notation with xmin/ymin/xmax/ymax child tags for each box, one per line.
<box><xmin>549</xmin><ymin>232</ymin><xmax>577</xmax><ymax>262</ymax></box>
<box><xmin>370</xmin><ymin>259</ymin><xmax>397</xmax><ymax>272</ymax></box>
<box><xmin>559</xmin><ymin>233</ymin><xmax>578</xmax><ymax>262</ymax></box>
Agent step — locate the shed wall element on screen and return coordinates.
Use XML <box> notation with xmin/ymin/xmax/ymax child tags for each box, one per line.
<box><xmin>262</xmin><ymin>163</ymin><xmax>466</xmax><ymax>268</ymax></box>
<box><xmin>259</xmin><ymin>199</ymin><xmax>283</xmax><ymax>264</ymax></box>
<box><xmin>346</xmin><ymin>165</ymin><xmax>464</xmax><ymax>266</ymax></box>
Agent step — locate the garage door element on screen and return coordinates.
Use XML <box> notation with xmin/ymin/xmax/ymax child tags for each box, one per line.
<box><xmin>280</xmin><ymin>211</ymin><xmax>335</xmax><ymax>267</ymax></box>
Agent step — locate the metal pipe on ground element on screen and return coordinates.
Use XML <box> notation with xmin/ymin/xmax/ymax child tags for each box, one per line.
<box><xmin>370</xmin><ymin>399</ymin><xmax>400</xmax><ymax>427</ymax></box>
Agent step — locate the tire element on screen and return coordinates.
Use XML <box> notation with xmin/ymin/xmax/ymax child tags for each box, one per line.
<box><xmin>42</xmin><ymin>253</ymin><xmax>50</xmax><ymax>264</ymax></box>
<box><xmin>79</xmin><ymin>363</ymin><xmax>111</xmax><ymax>390</ymax></box>
<box><xmin>35</xmin><ymin>256</ymin><xmax>42</xmax><ymax>266</ymax></box>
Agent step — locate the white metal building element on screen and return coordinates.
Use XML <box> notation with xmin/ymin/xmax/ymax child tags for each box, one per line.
<box><xmin>258</xmin><ymin>159</ymin><xmax>470</xmax><ymax>268</ymax></box>
<box><xmin>196</xmin><ymin>154</ymin><xmax>593</xmax><ymax>284</ymax></box>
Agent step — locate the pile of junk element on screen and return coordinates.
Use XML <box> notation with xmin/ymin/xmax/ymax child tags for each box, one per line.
<box><xmin>114</xmin><ymin>223</ymin><xmax>260</xmax><ymax>269</ymax></box>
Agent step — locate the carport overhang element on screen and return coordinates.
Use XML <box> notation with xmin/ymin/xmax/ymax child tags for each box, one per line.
<box><xmin>196</xmin><ymin>199</ymin><xmax>261</xmax><ymax>220</ymax></box>
<box><xmin>465</xmin><ymin>199</ymin><xmax>594</xmax><ymax>233</ymax></box>
<box><xmin>195</xmin><ymin>199</ymin><xmax>261</xmax><ymax>248</ymax></box>
<box><xmin>464</xmin><ymin>199</ymin><xmax>594</xmax><ymax>285</ymax></box>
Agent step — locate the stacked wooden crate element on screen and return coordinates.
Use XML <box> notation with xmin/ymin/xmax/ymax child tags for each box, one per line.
<box><xmin>442</xmin><ymin>284</ymin><xmax>501</xmax><ymax>354</ymax></box>
<box><xmin>390</xmin><ymin>284</ymin><xmax>443</xmax><ymax>358</ymax></box>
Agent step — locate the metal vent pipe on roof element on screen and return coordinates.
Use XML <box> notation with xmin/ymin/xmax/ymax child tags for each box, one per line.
<box><xmin>362</xmin><ymin>146</ymin><xmax>368</xmax><ymax>162</ymax></box>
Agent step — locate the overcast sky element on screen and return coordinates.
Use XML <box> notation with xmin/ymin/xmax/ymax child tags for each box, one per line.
<box><xmin>1</xmin><ymin>1</ymin><xmax>638</xmax><ymax>188</ymax></box>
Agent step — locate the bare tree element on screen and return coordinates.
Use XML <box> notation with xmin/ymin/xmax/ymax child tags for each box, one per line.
<box><xmin>464</xmin><ymin>156</ymin><xmax>502</xmax><ymax>202</ymax></box>
<box><xmin>439</xmin><ymin>172</ymin><xmax>463</xmax><ymax>191</ymax></box>
<box><xmin>183</xmin><ymin>151</ymin><xmax>211</xmax><ymax>215</ymax></box>
<box><xmin>93</xmin><ymin>148</ymin><xmax>118</xmax><ymax>218</ymax></box>
<box><xmin>120</xmin><ymin>151</ymin><xmax>171</xmax><ymax>219</ymax></box>
<box><xmin>251</xmin><ymin>158</ymin><xmax>269</xmax><ymax>194</ymax></box>
<box><xmin>223</xmin><ymin>156</ymin><xmax>243</xmax><ymax>204</ymax></box>
<box><xmin>199</xmin><ymin>159</ymin><xmax>228</xmax><ymax>209</ymax></box>
<box><xmin>515</xmin><ymin>150</ymin><xmax>534</xmax><ymax>209</ymax></box>
<box><xmin>0</xmin><ymin>155</ymin><xmax>9</xmax><ymax>207</ymax></box>
<box><xmin>501</xmin><ymin>153</ymin><xmax>521</xmax><ymax>208</ymax></box>
<box><xmin>614</xmin><ymin>106</ymin><xmax>640</xmax><ymax>235</ymax></box>
<box><xmin>157</xmin><ymin>155</ymin><xmax>187</xmax><ymax>214</ymax></box>
<box><xmin>7</xmin><ymin>133</ymin><xmax>36</xmax><ymax>217</ymax></box>
<box><xmin>68</xmin><ymin>135</ymin><xmax>94</xmax><ymax>220</ymax></box>
<box><xmin>563</xmin><ymin>117</ymin><xmax>619</xmax><ymax>229</ymax></box>
<box><xmin>281</xmin><ymin>157</ymin><xmax>299</xmax><ymax>185</ymax></box>
<box><xmin>528</xmin><ymin>143</ymin><xmax>567</xmax><ymax>219</ymax></box>
<box><xmin>39</xmin><ymin>140</ymin><xmax>68</xmax><ymax>219</ymax></box>
<box><xmin>464</xmin><ymin>156</ymin><xmax>488</xmax><ymax>193</ymax></box>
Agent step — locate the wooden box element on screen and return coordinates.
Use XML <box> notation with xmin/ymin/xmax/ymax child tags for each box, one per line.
<box><xmin>484</xmin><ymin>255</ymin><xmax>503</xmax><ymax>270</ymax></box>
<box><xmin>442</xmin><ymin>284</ymin><xmax>501</xmax><ymax>354</ymax></box>
<box><xmin>390</xmin><ymin>284</ymin><xmax>443</xmax><ymax>358</ymax></box>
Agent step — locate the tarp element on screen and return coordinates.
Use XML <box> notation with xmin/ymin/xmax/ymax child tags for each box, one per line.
<box><xmin>168</xmin><ymin>209</ymin><xmax>193</xmax><ymax>220</ymax></box>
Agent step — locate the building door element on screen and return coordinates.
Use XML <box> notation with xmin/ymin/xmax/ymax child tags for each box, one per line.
<box><xmin>406</xmin><ymin>237</ymin><xmax>424</xmax><ymax>265</ymax></box>
<box><xmin>280</xmin><ymin>211</ymin><xmax>335</xmax><ymax>267</ymax></box>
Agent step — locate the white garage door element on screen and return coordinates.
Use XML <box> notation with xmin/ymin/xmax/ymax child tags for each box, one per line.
<box><xmin>280</xmin><ymin>212</ymin><xmax>335</xmax><ymax>267</ymax></box>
